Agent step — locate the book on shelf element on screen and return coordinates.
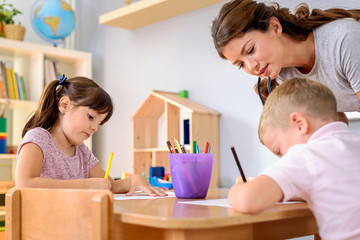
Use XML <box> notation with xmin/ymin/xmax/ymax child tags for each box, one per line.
<box><xmin>19</xmin><ymin>76</ymin><xmax>27</xmax><ymax>100</ymax></box>
<box><xmin>53</xmin><ymin>61</ymin><xmax>59</xmax><ymax>79</ymax></box>
<box><xmin>5</xmin><ymin>68</ymin><xmax>14</xmax><ymax>99</ymax></box>
<box><xmin>0</xmin><ymin>62</ymin><xmax>5</xmax><ymax>99</ymax></box>
<box><xmin>10</xmin><ymin>69</ymin><xmax>19</xmax><ymax>99</ymax></box>
<box><xmin>15</xmin><ymin>73</ymin><xmax>23</xmax><ymax>100</ymax></box>
<box><xmin>44</xmin><ymin>59</ymin><xmax>59</xmax><ymax>86</ymax></box>
<box><xmin>0</xmin><ymin>62</ymin><xmax>8</xmax><ymax>99</ymax></box>
<box><xmin>0</xmin><ymin>60</ymin><xmax>27</xmax><ymax>100</ymax></box>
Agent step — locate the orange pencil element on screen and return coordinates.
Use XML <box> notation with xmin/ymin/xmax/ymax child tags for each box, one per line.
<box><xmin>204</xmin><ymin>141</ymin><xmax>209</xmax><ymax>153</ymax></box>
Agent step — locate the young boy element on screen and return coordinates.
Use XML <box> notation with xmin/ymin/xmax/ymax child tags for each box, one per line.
<box><xmin>228</xmin><ymin>78</ymin><xmax>360</xmax><ymax>239</ymax></box>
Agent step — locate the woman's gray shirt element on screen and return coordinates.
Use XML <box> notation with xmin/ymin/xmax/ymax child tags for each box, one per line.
<box><xmin>279</xmin><ymin>18</ymin><xmax>360</xmax><ymax>112</ymax></box>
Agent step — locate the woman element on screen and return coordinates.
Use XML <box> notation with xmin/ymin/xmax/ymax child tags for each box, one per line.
<box><xmin>211</xmin><ymin>0</ymin><xmax>360</xmax><ymax>122</ymax></box>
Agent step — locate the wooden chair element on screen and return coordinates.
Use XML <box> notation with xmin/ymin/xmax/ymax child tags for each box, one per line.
<box><xmin>5</xmin><ymin>188</ymin><xmax>113</xmax><ymax>240</ymax></box>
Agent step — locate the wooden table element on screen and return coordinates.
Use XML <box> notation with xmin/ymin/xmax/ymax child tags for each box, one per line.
<box><xmin>113</xmin><ymin>189</ymin><xmax>319</xmax><ymax>240</ymax></box>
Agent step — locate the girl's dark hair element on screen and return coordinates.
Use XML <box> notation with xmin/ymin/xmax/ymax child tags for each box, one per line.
<box><xmin>22</xmin><ymin>76</ymin><xmax>113</xmax><ymax>137</ymax></box>
<box><xmin>211</xmin><ymin>0</ymin><xmax>360</xmax><ymax>102</ymax></box>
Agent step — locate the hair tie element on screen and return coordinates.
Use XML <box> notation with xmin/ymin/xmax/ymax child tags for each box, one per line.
<box><xmin>257</xmin><ymin>76</ymin><xmax>273</xmax><ymax>106</ymax></box>
<box><xmin>58</xmin><ymin>74</ymin><xmax>67</xmax><ymax>86</ymax></box>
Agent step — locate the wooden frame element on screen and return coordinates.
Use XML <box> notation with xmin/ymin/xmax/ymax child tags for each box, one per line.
<box><xmin>132</xmin><ymin>90</ymin><xmax>220</xmax><ymax>187</ymax></box>
<box><xmin>5</xmin><ymin>188</ymin><xmax>113</xmax><ymax>240</ymax></box>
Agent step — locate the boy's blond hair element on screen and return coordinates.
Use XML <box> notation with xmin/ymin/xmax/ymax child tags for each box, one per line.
<box><xmin>258</xmin><ymin>78</ymin><xmax>338</xmax><ymax>143</ymax></box>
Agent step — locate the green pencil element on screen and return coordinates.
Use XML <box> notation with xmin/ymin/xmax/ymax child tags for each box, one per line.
<box><xmin>192</xmin><ymin>140</ymin><xmax>197</xmax><ymax>153</ymax></box>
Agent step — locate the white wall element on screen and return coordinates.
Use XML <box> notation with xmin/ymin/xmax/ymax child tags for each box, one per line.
<box><xmin>77</xmin><ymin>1</ymin><xmax>266</xmax><ymax>187</ymax></box>
<box><xmin>13</xmin><ymin>0</ymin><xmax>360</xmax><ymax>189</ymax></box>
<box><xmin>78</xmin><ymin>0</ymin><xmax>360</xmax><ymax>188</ymax></box>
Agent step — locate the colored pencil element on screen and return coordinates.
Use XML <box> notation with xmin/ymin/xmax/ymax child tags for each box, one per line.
<box><xmin>204</xmin><ymin>141</ymin><xmax>209</xmax><ymax>153</ymax></box>
<box><xmin>192</xmin><ymin>140</ymin><xmax>197</xmax><ymax>153</ymax></box>
<box><xmin>167</xmin><ymin>141</ymin><xmax>176</xmax><ymax>153</ymax></box>
<box><xmin>104</xmin><ymin>152</ymin><xmax>114</xmax><ymax>179</ymax></box>
<box><xmin>230</xmin><ymin>146</ymin><xmax>246</xmax><ymax>183</ymax></box>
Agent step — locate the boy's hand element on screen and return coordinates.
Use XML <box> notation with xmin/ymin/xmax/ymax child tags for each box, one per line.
<box><xmin>227</xmin><ymin>175</ymin><xmax>283</xmax><ymax>214</ymax></box>
<box><xmin>227</xmin><ymin>182</ymin><xmax>241</xmax><ymax>205</ymax></box>
<box><xmin>236</xmin><ymin>176</ymin><xmax>254</xmax><ymax>184</ymax></box>
<box><xmin>125</xmin><ymin>175</ymin><xmax>168</xmax><ymax>197</ymax></box>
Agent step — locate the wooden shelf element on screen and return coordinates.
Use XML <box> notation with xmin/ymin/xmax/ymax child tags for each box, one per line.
<box><xmin>0</xmin><ymin>181</ymin><xmax>14</xmax><ymax>221</ymax></box>
<box><xmin>0</xmin><ymin>155</ymin><xmax>16</xmax><ymax>181</ymax></box>
<box><xmin>132</xmin><ymin>90</ymin><xmax>220</xmax><ymax>187</ymax></box>
<box><xmin>0</xmin><ymin>38</ymin><xmax>93</xmax><ymax>181</ymax></box>
<box><xmin>0</xmin><ymin>99</ymin><xmax>37</xmax><ymax>109</ymax></box>
<box><xmin>99</xmin><ymin>0</ymin><xmax>224</xmax><ymax>30</ymax></box>
<box><xmin>0</xmin><ymin>154</ymin><xmax>16</xmax><ymax>159</ymax></box>
<box><xmin>133</xmin><ymin>148</ymin><xmax>168</xmax><ymax>152</ymax></box>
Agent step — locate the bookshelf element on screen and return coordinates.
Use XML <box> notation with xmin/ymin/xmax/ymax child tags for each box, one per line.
<box><xmin>0</xmin><ymin>38</ymin><xmax>92</xmax><ymax>180</ymax></box>
<box><xmin>99</xmin><ymin>0</ymin><xmax>225</xmax><ymax>30</ymax></box>
<box><xmin>132</xmin><ymin>90</ymin><xmax>220</xmax><ymax>188</ymax></box>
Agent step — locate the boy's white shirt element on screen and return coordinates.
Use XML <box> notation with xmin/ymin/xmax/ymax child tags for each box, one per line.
<box><xmin>262</xmin><ymin>121</ymin><xmax>360</xmax><ymax>239</ymax></box>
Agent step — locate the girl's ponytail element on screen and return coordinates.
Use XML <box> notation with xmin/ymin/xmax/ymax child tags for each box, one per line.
<box><xmin>22</xmin><ymin>80</ymin><xmax>61</xmax><ymax>137</ymax></box>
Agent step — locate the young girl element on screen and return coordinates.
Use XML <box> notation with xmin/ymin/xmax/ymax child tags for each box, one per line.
<box><xmin>212</xmin><ymin>0</ymin><xmax>360</xmax><ymax>122</ymax></box>
<box><xmin>15</xmin><ymin>75</ymin><xmax>166</xmax><ymax>196</ymax></box>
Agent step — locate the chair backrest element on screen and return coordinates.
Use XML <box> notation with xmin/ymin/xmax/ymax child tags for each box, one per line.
<box><xmin>5</xmin><ymin>187</ymin><xmax>113</xmax><ymax>240</ymax></box>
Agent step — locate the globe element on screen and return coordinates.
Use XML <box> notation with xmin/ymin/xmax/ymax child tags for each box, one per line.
<box><xmin>30</xmin><ymin>0</ymin><xmax>75</xmax><ymax>46</ymax></box>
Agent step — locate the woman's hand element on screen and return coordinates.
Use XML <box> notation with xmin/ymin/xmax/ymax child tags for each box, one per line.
<box><xmin>125</xmin><ymin>175</ymin><xmax>168</xmax><ymax>197</ymax></box>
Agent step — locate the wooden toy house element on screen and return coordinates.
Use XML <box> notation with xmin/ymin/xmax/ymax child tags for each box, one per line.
<box><xmin>131</xmin><ymin>90</ymin><xmax>220</xmax><ymax>188</ymax></box>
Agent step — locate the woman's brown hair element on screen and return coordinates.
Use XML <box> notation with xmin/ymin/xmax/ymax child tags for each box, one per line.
<box><xmin>22</xmin><ymin>76</ymin><xmax>113</xmax><ymax>137</ymax></box>
<box><xmin>211</xmin><ymin>0</ymin><xmax>360</xmax><ymax>103</ymax></box>
<box><xmin>212</xmin><ymin>0</ymin><xmax>360</xmax><ymax>59</ymax></box>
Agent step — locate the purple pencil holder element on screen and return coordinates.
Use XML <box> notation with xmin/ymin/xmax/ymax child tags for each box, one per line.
<box><xmin>169</xmin><ymin>153</ymin><xmax>213</xmax><ymax>199</ymax></box>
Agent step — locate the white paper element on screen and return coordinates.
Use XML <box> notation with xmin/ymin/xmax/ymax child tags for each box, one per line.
<box><xmin>276</xmin><ymin>201</ymin><xmax>304</xmax><ymax>205</ymax></box>
<box><xmin>113</xmin><ymin>191</ymin><xmax>176</xmax><ymax>200</ymax></box>
<box><xmin>178</xmin><ymin>198</ymin><xmax>233</xmax><ymax>208</ymax></box>
<box><xmin>177</xmin><ymin>199</ymin><xmax>303</xmax><ymax>208</ymax></box>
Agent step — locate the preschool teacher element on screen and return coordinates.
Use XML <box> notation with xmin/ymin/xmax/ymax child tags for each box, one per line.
<box><xmin>211</xmin><ymin>0</ymin><xmax>360</xmax><ymax>122</ymax></box>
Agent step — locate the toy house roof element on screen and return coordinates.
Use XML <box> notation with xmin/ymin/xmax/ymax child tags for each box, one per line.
<box><xmin>132</xmin><ymin>90</ymin><xmax>220</xmax><ymax>119</ymax></box>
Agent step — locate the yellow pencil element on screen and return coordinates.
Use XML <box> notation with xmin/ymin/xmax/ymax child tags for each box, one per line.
<box><xmin>174</xmin><ymin>137</ymin><xmax>183</xmax><ymax>153</ymax></box>
<box><xmin>104</xmin><ymin>152</ymin><xmax>114</xmax><ymax>179</ymax></box>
